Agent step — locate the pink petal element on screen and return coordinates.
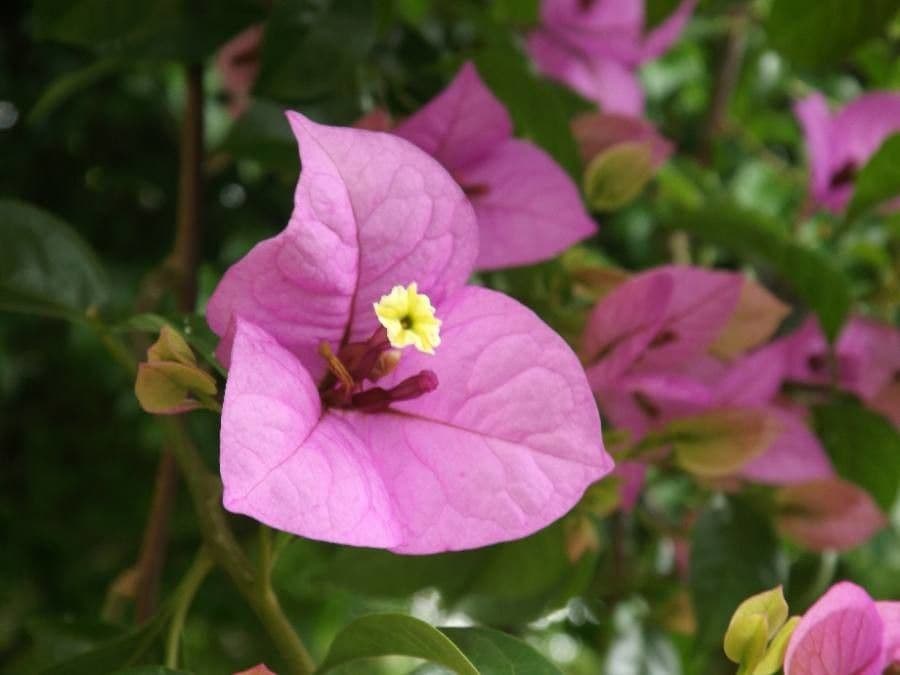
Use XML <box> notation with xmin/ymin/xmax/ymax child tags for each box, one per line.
<box><xmin>527</xmin><ymin>31</ymin><xmax>645</xmax><ymax>114</ymax></box>
<box><xmin>796</xmin><ymin>91</ymin><xmax>900</xmax><ymax>213</ymax></box>
<box><xmin>207</xmin><ymin>113</ymin><xmax>478</xmax><ymax>373</ymax></box>
<box><xmin>216</xmin><ymin>24</ymin><xmax>264</xmax><ymax>119</ymax></box>
<box><xmin>785</xmin><ymin>582</ymin><xmax>885</xmax><ymax>675</ymax></box>
<box><xmin>876</xmin><ymin>601</ymin><xmax>900</xmax><ymax>666</ymax></box>
<box><xmin>538</xmin><ymin>0</ymin><xmax>643</xmax><ymax>63</ymax></box>
<box><xmin>795</xmin><ymin>93</ymin><xmax>836</xmax><ymax>211</ymax></box>
<box><xmin>582</xmin><ymin>269</ymin><xmax>675</xmax><ymax>391</ymax></box>
<box><xmin>714</xmin><ymin>341</ymin><xmax>787</xmax><ymax>407</ymax></box>
<box><xmin>780</xmin><ymin>316</ymin><xmax>900</xmax><ymax>399</ymax></box>
<box><xmin>837</xmin><ymin>317</ymin><xmax>900</xmax><ymax>400</ymax></box>
<box><xmin>234</xmin><ymin>665</ymin><xmax>276</xmax><ymax>675</ymax></box>
<box><xmin>777</xmin><ymin>478</ymin><xmax>887</xmax><ymax>553</ymax></box>
<box><xmin>739</xmin><ymin>407</ymin><xmax>833</xmax><ymax>485</ymax></box>
<box><xmin>632</xmin><ymin>265</ymin><xmax>742</xmax><ymax>372</ymax></box>
<box><xmin>222</xmin><ymin>288</ymin><xmax>612</xmax><ymax>554</ymax></box>
<box><xmin>640</xmin><ymin>0</ymin><xmax>697</xmax><ymax>61</ymax></box>
<box><xmin>220</xmin><ymin>319</ymin><xmax>405</xmax><ymax>550</ymax></box>
<box><xmin>394</xmin><ymin>62</ymin><xmax>512</xmax><ymax>170</ymax></box>
<box><xmin>455</xmin><ymin>138</ymin><xmax>596</xmax><ymax>269</ymax></box>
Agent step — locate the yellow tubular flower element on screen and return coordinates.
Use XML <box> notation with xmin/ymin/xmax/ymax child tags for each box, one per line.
<box><xmin>373</xmin><ymin>282</ymin><xmax>441</xmax><ymax>355</ymax></box>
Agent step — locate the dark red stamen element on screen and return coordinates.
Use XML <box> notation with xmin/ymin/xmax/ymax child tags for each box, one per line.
<box><xmin>338</xmin><ymin>326</ymin><xmax>391</xmax><ymax>382</ymax></box>
<box><xmin>318</xmin><ymin>327</ymin><xmax>438</xmax><ymax>412</ymax></box>
<box><xmin>351</xmin><ymin>370</ymin><xmax>439</xmax><ymax>414</ymax></box>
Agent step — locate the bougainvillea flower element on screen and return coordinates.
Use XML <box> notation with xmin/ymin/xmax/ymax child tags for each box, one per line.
<box><xmin>795</xmin><ymin>91</ymin><xmax>900</xmax><ymax>213</ymax></box>
<box><xmin>581</xmin><ymin>265</ymin><xmax>742</xmax><ymax>392</ymax></box>
<box><xmin>208</xmin><ymin>113</ymin><xmax>612</xmax><ymax>553</ymax></box>
<box><xmin>784</xmin><ymin>582</ymin><xmax>900</xmax><ymax>674</ymax></box>
<box><xmin>216</xmin><ymin>24</ymin><xmax>264</xmax><ymax>118</ymax></box>
<box><xmin>394</xmin><ymin>63</ymin><xmax>596</xmax><ymax>269</ymax></box>
<box><xmin>571</xmin><ymin>111</ymin><xmax>673</xmax><ymax>168</ymax></box>
<box><xmin>527</xmin><ymin>0</ymin><xmax>697</xmax><ymax>114</ymax></box>
<box><xmin>781</xmin><ymin>316</ymin><xmax>900</xmax><ymax>402</ymax></box>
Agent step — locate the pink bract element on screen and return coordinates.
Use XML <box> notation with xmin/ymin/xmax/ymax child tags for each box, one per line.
<box><xmin>209</xmin><ymin>113</ymin><xmax>612</xmax><ymax>553</ymax></box>
<box><xmin>795</xmin><ymin>91</ymin><xmax>900</xmax><ymax>213</ymax></box>
<box><xmin>395</xmin><ymin>63</ymin><xmax>596</xmax><ymax>270</ymax></box>
<box><xmin>784</xmin><ymin>581</ymin><xmax>899</xmax><ymax>675</ymax></box>
<box><xmin>216</xmin><ymin>24</ymin><xmax>264</xmax><ymax>119</ymax></box>
<box><xmin>527</xmin><ymin>0</ymin><xmax>697</xmax><ymax>113</ymax></box>
<box><xmin>780</xmin><ymin>315</ymin><xmax>900</xmax><ymax>402</ymax></box>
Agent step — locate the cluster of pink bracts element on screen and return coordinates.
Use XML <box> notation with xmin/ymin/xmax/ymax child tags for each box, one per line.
<box><xmin>585</xmin><ymin>265</ymin><xmax>899</xmax><ymax>550</ymax></box>
<box><xmin>209</xmin><ymin>2</ymin><xmax>900</xmax><ymax>672</ymax></box>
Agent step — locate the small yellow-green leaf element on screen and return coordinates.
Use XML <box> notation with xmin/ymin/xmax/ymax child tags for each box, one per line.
<box><xmin>147</xmin><ymin>324</ymin><xmax>196</xmax><ymax>366</ymax></box>
<box><xmin>135</xmin><ymin>362</ymin><xmax>216</xmax><ymax>415</ymax></box>
<box><xmin>668</xmin><ymin>408</ymin><xmax>782</xmax><ymax>478</ymax></box>
<box><xmin>723</xmin><ymin>612</ymin><xmax>768</xmax><ymax>669</ymax></box>
<box><xmin>752</xmin><ymin>616</ymin><xmax>800</xmax><ymax>675</ymax></box>
<box><xmin>583</xmin><ymin>141</ymin><xmax>655</xmax><ymax>211</ymax></box>
<box><xmin>724</xmin><ymin>585</ymin><xmax>789</xmax><ymax>662</ymax></box>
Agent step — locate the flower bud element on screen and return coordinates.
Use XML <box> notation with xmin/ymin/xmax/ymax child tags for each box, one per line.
<box><xmin>724</xmin><ymin>586</ymin><xmax>789</xmax><ymax>671</ymax></box>
<box><xmin>583</xmin><ymin>141</ymin><xmax>655</xmax><ymax>211</ymax></box>
<box><xmin>135</xmin><ymin>325</ymin><xmax>218</xmax><ymax>415</ymax></box>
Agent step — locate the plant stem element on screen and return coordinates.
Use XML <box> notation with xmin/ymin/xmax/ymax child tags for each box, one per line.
<box><xmin>134</xmin><ymin>62</ymin><xmax>206</xmax><ymax>622</ymax></box>
<box><xmin>699</xmin><ymin>8</ymin><xmax>747</xmax><ymax>165</ymax></box>
<box><xmin>165</xmin><ymin>547</ymin><xmax>215</xmax><ymax>669</ymax></box>
<box><xmin>160</xmin><ymin>417</ymin><xmax>316</xmax><ymax>675</ymax></box>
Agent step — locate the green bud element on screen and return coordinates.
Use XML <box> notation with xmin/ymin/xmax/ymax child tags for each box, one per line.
<box><xmin>135</xmin><ymin>361</ymin><xmax>217</xmax><ymax>414</ymax></box>
<box><xmin>724</xmin><ymin>586</ymin><xmax>789</xmax><ymax>668</ymax></box>
<box><xmin>724</xmin><ymin>612</ymin><xmax>768</xmax><ymax>671</ymax></box>
<box><xmin>135</xmin><ymin>325</ymin><xmax>217</xmax><ymax>415</ymax></box>
<box><xmin>147</xmin><ymin>324</ymin><xmax>196</xmax><ymax>366</ymax></box>
<box><xmin>582</xmin><ymin>141</ymin><xmax>655</xmax><ymax>211</ymax></box>
<box><xmin>751</xmin><ymin>616</ymin><xmax>799</xmax><ymax>675</ymax></box>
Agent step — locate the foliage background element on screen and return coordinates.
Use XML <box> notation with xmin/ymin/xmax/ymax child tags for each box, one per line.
<box><xmin>2</xmin><ymin>0</ymin><xmax>900</xmax><ymax>674</ymax></box>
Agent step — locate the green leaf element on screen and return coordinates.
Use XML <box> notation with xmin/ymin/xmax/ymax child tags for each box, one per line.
<box><xmin>29</xmin><ymin>58</ymin><xmax>124</xmax><ymax>125</ymax></box>
<box><xmin>321</xmin><ymin>521</ymin><xmax>592</xmax><ymax>627</ymax></box>
<box><xmin>316</xmin><ymin>614</ymin><xmax>479</xmax><ymax>675</ymax></box>
<box><xmin>441</xmin><ymin>627</ymin><xmax>563</xmax><ymax>675</ymax></box>
<box><xmin>646</xmin><ymin>0</ymin><xmax>684</xmax><ymax>30</ymax></box>
<box><xmin>456</xmin><ymin>520</ymin><xmax>596</xmax><ymax>626</ymax></box>
<box><xmin>254</xmin><ymin>0</ymin><xmax>375</xmax><ymax>104</ymax></box>
<box><xmin>583</xmin><ymin>142</ymin><xmax>655</xmax><ymax>211</ymax></box>
<box><xmin>847</xmin><ymin>133</ymin><xmax>900</xmax><ymax>220</ymax></box>
<box><xmin>689</xmin><ymin>497</ymin><xmax>782</xmax><ymax>656</ymax></box>
<box><xmin>0</xmin><ymin>199</ymin><xmax>107</xmax><ymax>321</ymax></box>
<box><xmin>766</xmin><ymin>0</ymin><xmax>900</xmax><ymax>68</ymax></box>
<box><xmin>41</xmin><ymin>611</ymin><xmax>170</xmax><ymax>675</ymax></box>
<box><xmin>32</xmin><ymin>0</ymin><xmax>263</xmax><ymax>62</ymax></box>
<box><xmin>666</xmin><ymin>200</ymin><xmax>851</xmax><ymax>340</ymax></box>
<box><xmin>474</xmin><ymin>35</ymin><xmax>583</xmax><ymax>179</ymax></box>
<box><xmin>492</xmin><ymin>0</ymin><xmax>539</xmax><ymax>26</ymax></box>
<box><xmin>220</xmin><ymin>100</ymin><xmax>298</xmax><ymax>174</ymax></box>
<box><xmin>812</xmin><ymin>401</ymin><xmax>900</xmax><ymax>511</ymax></box>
